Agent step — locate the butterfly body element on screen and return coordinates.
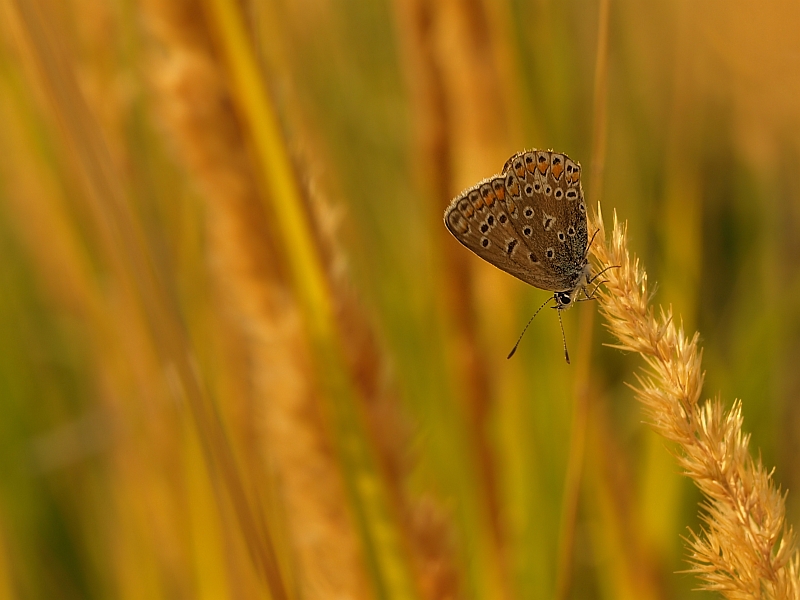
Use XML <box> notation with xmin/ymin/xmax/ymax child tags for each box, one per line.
<box><xmin>444</xmin><ymin>149</ymin><xmax>591</xmax><ymax>308</ymax></box>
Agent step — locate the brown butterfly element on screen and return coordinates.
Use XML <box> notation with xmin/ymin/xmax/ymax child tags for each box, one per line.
<box><xmin>444</xmin><ymin>149</ymin><xmax>601</xmax><ymax>362</ymax></box>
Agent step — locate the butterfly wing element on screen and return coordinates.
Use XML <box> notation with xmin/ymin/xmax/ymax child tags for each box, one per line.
<box><xmin>444</xmin><ymin>149</ymin><xmax>589</xmax><ymax>292</ymax></box>
<box><xmin>444</xmin><ymin>174</ymin><xmax>566</xmax><ymax>291</ymax></box>
<box><xmin>500</xmin><ymin>150</ymin><xmax>589</xmax><ymax>290</ymax></box>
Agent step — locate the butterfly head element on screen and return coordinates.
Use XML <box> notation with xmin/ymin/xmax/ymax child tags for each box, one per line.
<box><xmin>554</xmin><ymin>262</ymin><xmax>592</xmax><ymax>310</ymax></box>
<box><xmin>554</xmin><ymin>290</ymin><xmax>574</xmax><ymax>309</ymax></box>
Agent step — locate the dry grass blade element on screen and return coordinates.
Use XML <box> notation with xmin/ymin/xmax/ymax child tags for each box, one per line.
<box><xmin>141</xmin><ymin>0</ymin><xmax>420</xmax><ymax>597</ymax></box>
<box><xmin>589</xmin><ymin>206</ymin><xmax>800</xmax><ymax>599</ymax></box>
<box><xmin>5</xmin><ymin>0</ymin><xmax>291</xmax><ymax>596</ymax></box>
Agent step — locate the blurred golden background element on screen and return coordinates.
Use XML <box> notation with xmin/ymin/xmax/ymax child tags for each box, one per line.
<box><xmin>1</xmin><ymin>0</ymin><xmax>799</xmax><ymax>598</ymax></box>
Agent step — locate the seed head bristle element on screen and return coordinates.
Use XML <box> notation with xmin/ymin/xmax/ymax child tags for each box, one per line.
<box><xmin>589</xmin><ymin>205</ymin><xmax>800</xmax><ymax>599</ymax></box>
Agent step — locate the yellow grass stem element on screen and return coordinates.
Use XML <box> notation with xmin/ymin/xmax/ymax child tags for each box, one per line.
<box><xmin>555</xmin><ymin>0</ymin><xmax>611</xmax><ymax>596</ymax></box>
<box><xmin>5</xmin><ymin>0</ymin><xmax>287</xmax><ymax>596</ymax></box>
<box><xmin>198</xmin><ymin>1</ymin><xmax>418</xmax><ymax>598</ymax></box>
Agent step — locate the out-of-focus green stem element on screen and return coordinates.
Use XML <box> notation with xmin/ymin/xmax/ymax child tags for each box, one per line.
<box><xmin>554</xmin><ymin>0</ymin><xmax>611</xmax><ymax>597</ymax></box>
<box><xmin>6</xmin><ymin>0</ymin><xmax>289</xmax><ymax>596</ymax></box>
<box><xmin>199</xmin><ymin>1</ymin><xmax>418</xmax><ymax>599</ymax></box>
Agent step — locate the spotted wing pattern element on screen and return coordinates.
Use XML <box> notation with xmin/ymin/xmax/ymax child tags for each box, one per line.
<box><xmin>443</xmin><ymin>149</ymin><xmax>588</xmax><ymax>292</ymax></box>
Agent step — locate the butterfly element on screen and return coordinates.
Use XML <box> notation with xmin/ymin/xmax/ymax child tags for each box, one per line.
<box><xmin>444</xmin><ymin>149</ymin><xmax>601</xmax><ymax>362</ymax></box>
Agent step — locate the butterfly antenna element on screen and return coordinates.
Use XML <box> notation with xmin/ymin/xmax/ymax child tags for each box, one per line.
<box><xmin>557</xmin><ymin>306</ymin><xmax>570</xmax><ymax>364</ymax></box>
<box><xmin>507</xmin><ymin>296</ymin><xmax>554</xmax><ymax>359</ymax></box>
<box><xmin>583</xmin><ymin>228</ymin><xmax>601</xmax><ymax>259</ymax></box>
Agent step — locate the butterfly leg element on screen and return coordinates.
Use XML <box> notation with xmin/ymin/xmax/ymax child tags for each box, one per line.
<box><xmin>578</xmin><ymin>279</ymin><xmax>610</xmax><ymax>302</ymax></box>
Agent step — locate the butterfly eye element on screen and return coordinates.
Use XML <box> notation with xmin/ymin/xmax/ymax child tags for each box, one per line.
<box><xmin>546</xmin><ymin>248</ymin><xmax>555</xmax><ymax>259</ymax></box>
<box><xmin>506</xmin><ymin>239</ymin><xmax>518</xmax><ymax>255</ymax></box>
<box><xmin>567</xmin><ymin>226</ymin><xmax>576</xmax><ymax>236</ymax></box>
<box><xmin>524</xmin><ymin>208</ymin><xmax>533</xmax><ymax>218</ymax></box>
<box><xmin>556</xmin><ymin>291</ymin><xmax>571</xmax><ymax>305</ymax></box>
<box><xmin>558</xmin><ymin>231</ymin><xmax>565</xmax><ymax>242</ymax></box>
<box><xmin>555</xmin><ymin>189</ymin><xmax>563</xmax><ymax>198</ymax></box>
<box><xmin>523</xmin><ymin>226</ymin><xmax>532</xmax><ymax>237</ymax></box>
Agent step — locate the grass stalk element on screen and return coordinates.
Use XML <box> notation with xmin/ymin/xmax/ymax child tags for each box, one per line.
<box><xmin>196</xmin><ymin>1</ymin><xmax>418</xmax><ymax>597</ymax></box>
<box><xmin>554</xmin><ymin>0</ymin><xmax>611</xmax><ymax>596</ymax></box>
<box><xmin>6</xmin><ymin>0</ymin><xmax>289</xmax><ymax>595</ymax></box>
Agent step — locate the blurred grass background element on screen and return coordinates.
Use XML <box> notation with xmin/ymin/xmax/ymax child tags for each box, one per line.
<box><xmin>1</xmin><ymin>0</ymin><xmax>800</xmax><ymax>598</ymax></box>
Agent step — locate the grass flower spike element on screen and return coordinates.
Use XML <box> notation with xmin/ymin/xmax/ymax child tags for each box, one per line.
<box><xmin>590</xmin><ymin>206</ymin><xmax>800</xmax><ymax>599</ymax></box>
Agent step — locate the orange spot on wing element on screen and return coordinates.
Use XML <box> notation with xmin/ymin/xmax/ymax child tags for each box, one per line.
<box><xmin>481</xmin><ymin>185</ymin><xmax>496</xmax><ymax>207</ymax></box>
<box><xmin>525</xmin><ymin>153</ymin><xmax>537</xmax><ymax>174</ymax></box>
<box><xmin>537</xmin><ymin>154</ymin><xmax>550</xmax><ymax>175</ymax></box>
